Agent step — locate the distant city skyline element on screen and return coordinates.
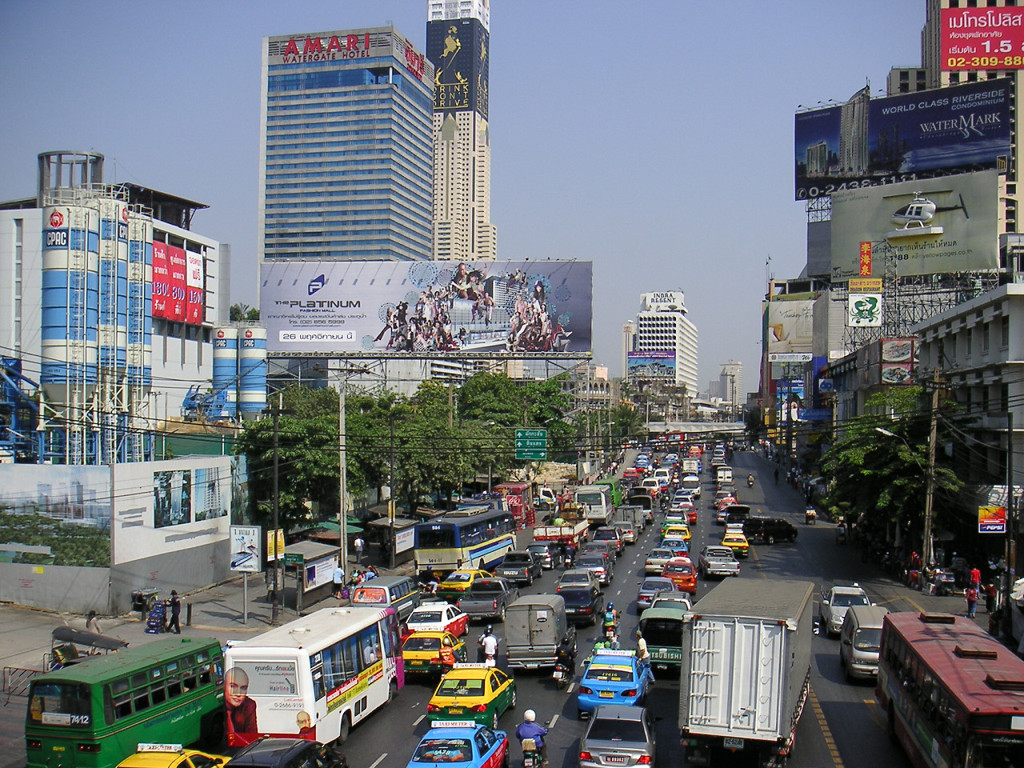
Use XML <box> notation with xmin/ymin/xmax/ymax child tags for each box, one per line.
<box><xmin>0</xmin><ymin>0</ymin><xmax>929</xmax><ymax>387</ymax></box>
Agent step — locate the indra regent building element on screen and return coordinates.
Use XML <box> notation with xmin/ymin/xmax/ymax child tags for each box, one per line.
<box><xmin>258</xmin><ymin>28</ymin><xmax>436</xmax><ymax>262</ymax></box>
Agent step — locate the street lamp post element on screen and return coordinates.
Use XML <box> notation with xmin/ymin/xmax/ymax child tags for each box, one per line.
<box><xmin>876</xmin><ymin>426</ymin><xmax>935</xmax><ymax>568</ymax></box>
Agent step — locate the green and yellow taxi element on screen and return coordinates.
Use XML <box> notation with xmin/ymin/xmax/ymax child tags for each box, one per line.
<box><xmin>427</xmin><ymin>663</ymin><xmax>517</xmax><ymax>729</ymax></box>
<box><xmin>437</xmin><ymin>570</ymin><xmax>493</xmax><ymax>602</ymax></box>
<box><xmin>403</xmin><ymin>630</ymin><xmax>468</xmax><ymax>677</ymax></box>
<box><xmin>721</xmin><ymin>531</ymin><xmax>750</xmax><ymax>558</ymax></box>
<box><xmin>116</xmin><ymin>745</ymin><xmax>227</xmax><ymax>768</ymax></box>
<box><xmin>660</xmin><ymin>514</ymin><xmax>686</xmax><ymax>537</ymax></box>
<box><xmin>663</xmin><ymin>523</ymin><xmax>691</xmax><ymax>542</ymax></box>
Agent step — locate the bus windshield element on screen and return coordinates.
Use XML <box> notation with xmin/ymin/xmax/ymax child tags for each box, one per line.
<box><xmin>417</xmin><ymin>525</ymin><xmax>456</xmax><ymax>549</ymax></box>
<box><xmin>577</xmin><ymin>492</ymin><xmax>604</xmax><ymax>506</ymax></box>
<box><xmin>28</xmin><ymin>682</ymin><xmax>91</xmax><ymax>726</ymax></box>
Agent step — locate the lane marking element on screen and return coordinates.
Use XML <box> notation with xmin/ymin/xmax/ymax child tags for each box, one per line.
<box><xmin>368</xmin><ymin>755</ymin><xmax>388</xmax><ymax>768</ymax></box>
<box><xmin>566</xmin><ymin>682</ymin><xmax>576</xmax><ymax>693</ymax></box>
<box><xmin>549</xmin><ymin>714</ymin><xmax>560</xmax><ymax>729</ymax></box>
<box><xmin>808</xmin><ymin>684</ymin><xmax>844</xmax><ymax>768</ymax></box>
<box><xmin>413</xmin><ymin>714</ymin><xmax>425</xmax><ymax>726</ymax></box>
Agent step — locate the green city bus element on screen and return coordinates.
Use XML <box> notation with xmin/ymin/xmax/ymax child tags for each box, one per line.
<box><xmin>26</xmin><ymin>636</ymin><xmax>224</xmax><ymax>768</ymax></box>
<box><xmin>595</xmin><ymin>479</ymin><xmax>623</xmax><ymax>507</ymax></box>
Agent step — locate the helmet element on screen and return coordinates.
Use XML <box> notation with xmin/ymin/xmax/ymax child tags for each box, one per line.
<box><xmin>561</xmin><ymin>636</ymin><xmax>570</xmax><ymax>644</ymax></box>
<box><xmin>485</xmin><ymin>625</ymin><xmax>493</xmax><ymax>634</ymax></box>
<box><xmin>608</xmin><ymin>602</ymin><xmax>614</xmax><ymax>609</ymax></box>
<box><xmin>524</xmin><ymin>710</ymin><xmax>536</xmax><ymax>723</ymax></box>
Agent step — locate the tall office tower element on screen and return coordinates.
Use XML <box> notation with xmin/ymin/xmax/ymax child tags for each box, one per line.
<box><xmin>258</xmin><ymin>28</ymin><xmax>435</xmax><ymax>261</ymax></box>
<box><xmin>427</xmin><ymin>0</ymin><xmax>498</xmax><ymax>260</ymax></box>
<box><xmin>632</xmin><ymin>292</ymin><xmax>698</xmax><ymax>395</ymax></box>
<box><xmin>718</xmin><ymin>361</ymin><xmax>744</xmax><ymax>410</ymax></box>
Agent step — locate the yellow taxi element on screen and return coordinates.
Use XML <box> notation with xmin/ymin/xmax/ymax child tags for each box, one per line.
<box><xmin>721</xmin><ymin>531</ymin><xmax>750</xmax><ymax>558</ymax></box>
<box><xmin>403</xmin><ymin>630</ymin><xmax>468</xmax><ymax>677</ymax></box>
<box><xmin>427</xmin><ymin>663</ymin><xmax>518</xmax><ymax>729</ymax></box>
<box><xmin>116</xmin><ymin>745</ymin><xmax>226</xmax><ymax>768</ymax></box>
<box><xmin>663</xmin><ymin>523</ymin><xmax>691</xmax><ymax>542</ymax></box>
<box><xmin>437</xmin><ymin>569</ymin><xmax>493</xmax><ymax>602</ymax></box>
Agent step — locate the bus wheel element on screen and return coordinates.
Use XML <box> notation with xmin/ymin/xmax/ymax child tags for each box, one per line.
<box><xmin>338</xmin><ymin>713</ymin><xmax>352</xmax><ymax>744</ymax></box>
<box><xmin>387</xmin><ymin>678</ymin><xmax>398</xmax><ymax>704</ymax></box>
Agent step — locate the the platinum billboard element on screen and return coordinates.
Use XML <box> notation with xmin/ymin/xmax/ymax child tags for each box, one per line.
<box><xmin>627</xmin><ymin>351</ymin><xmax>676</xmax><ymax>379</ymax></box>
<box><xmin>261</xmin><ymin>260</ymin><xmax>593</xmax><ymax>355</ymax></box>
<box><xmin>794</xmin><ymin>79</ymin><xmax>1011</xmax><ymax>200</ymax></box>
<box><xmin>830</xmin><ymin>170</ymin><xmax>999</xmax><ymax>280</ymax></box>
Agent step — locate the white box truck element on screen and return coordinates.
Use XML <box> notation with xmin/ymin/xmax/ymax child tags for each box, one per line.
<box><xmin>678</xmin><ymin>578</ymin><xmax>814</xmax><ymax>767</ymax></box>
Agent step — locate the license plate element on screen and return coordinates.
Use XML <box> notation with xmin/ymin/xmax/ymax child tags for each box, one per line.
<box><xmin>448</xmin><ymin>708</ymin><xmax>464</xmax><ymax>714</ymax></box>
<box><xmin>723</xmin><ymin>737</ymin><xmax>744</xmax><ymax>749</ymax></box>
<box><xmin>599</xmin><ymin>690</ymin><xmax>615</xmax><ymax>698</ymax></box>
<box><xmin>604</xmin><ymin>757</ymin><xmax>627</xmax><ymax>765</ymax></box>
<box><xmin>410</xmin><ymin>660</ymin><xmax>424</xmax><ymax>666</ymax></box>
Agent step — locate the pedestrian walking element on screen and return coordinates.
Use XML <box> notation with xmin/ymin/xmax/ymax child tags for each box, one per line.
<box><xmin>333</xmin><ymin>563</ymin><xmax>345</xmax><ymax>599</ymax></box>
<box><xmin>167</xmin><ymin>590</ymin><xmax>181</xmax><ymax>634</ymax></box>
<box><xmin>86</xmin><ymin>610</ymin><xmax>103</xmax><ymax>634</ymax></box>
<box><xmin>354</xmin><ymin>536</ymin><xmax>365</xmax><ymax>565</ymax></box>
<box><xmin>969</xmin><ymin>564</ymin><xmax>981</xmax><ymax>589</ymax></box>
<box><xmin>965</xmin><ymin>585</ymin><xmax>979</xmax><ymax>619</ymax></box>
<box><xmin>984</xmin><ymin>582</ymin><xmax>997</xmax><ymax>613</ymax></box>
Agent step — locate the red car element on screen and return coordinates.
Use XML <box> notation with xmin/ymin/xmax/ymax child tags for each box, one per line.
<box><xmin>662</xmin><ymin>556</ymin><xmax>697</xmax><ymax>594</ymax></box>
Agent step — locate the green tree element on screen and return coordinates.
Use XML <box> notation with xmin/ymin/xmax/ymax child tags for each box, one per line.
<box><xmin>820</xmin><ymin>387</ymin><xmax>966</xmax><ymax>545</ymax></box>
<box><xmin>229</xmin><ymin>303</ymin><xmax>260</xmax><ymax>322</ymax></box>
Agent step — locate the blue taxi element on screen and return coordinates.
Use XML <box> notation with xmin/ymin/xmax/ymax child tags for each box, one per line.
<box><xmin>407</xmin><ymin>720</ymin><xmax>510</xmax><ymax>768</ymax></box>
<box><xmin>576</xmin><ymin>649</ymin><xmax>654</xmax><ymax>719</ymax></box>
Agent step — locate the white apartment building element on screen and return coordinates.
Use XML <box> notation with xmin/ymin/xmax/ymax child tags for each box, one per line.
<box><xmin>631</xmin><ymin>291</ymin><xmax>698</xmax><ymax>395</ymax></box>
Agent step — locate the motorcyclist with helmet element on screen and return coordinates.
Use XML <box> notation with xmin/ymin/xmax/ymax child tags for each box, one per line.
<box><xmin>478</xmin><ymin>625</ymin><xmax>499</xmax><ymax>664</ymax></box>
<box><xmin>603</xmin><ymin>601</ymin><xmax>619</xmax><ymax>638</ymax></box>
<box><xmin>516</xmin><ymin>710</ymin><xmax>548</xmax><ymax>766</ymax></box>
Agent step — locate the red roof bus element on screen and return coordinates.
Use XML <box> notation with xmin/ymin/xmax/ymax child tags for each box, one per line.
<box><xmin>876</xmin><ymin>611</ymin><xmax>1024</xmax><ymax>768</ymax></box>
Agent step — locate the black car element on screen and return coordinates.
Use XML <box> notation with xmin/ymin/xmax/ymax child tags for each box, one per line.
<box><xmin>559</xmin><ymin>586</ymin><xmax>605</xmax><ymax>626</ymax></box>
<box><xmin>229</xmin><ymin>738</ymin><xmax>347</xmax><ymax>768</ymax></box>
<box><xmin>743</xmin><ymin>516</ymin><xmax>798</xmax><ymax>544</ymax></box>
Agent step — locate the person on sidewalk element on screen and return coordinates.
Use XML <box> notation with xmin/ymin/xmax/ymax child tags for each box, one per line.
<box><xmin>965</xmin><ymin>584</ymin><xmax>979</xmax><ymax>619</ymax></box>
<box><xmin>984</xmin><ymin>582</ymin><xmax>998</xmax><ymax>613</ymax></box>
<box><xmin>354</xmin><ymin>536</ymin><xmax>365</xmax><ymax>565</ymax></box>
<box><xmin>86</xmin><ymin>610</ymin><xmax>102</xmax><ymax>634</ymax></box>
<box><xmin>333</xmin><ymin>564</ymin><xmax>345</xmax><ymax>599</ymax></box>
<box><xmin>167</xmin><ymin>590</ymin><xmax>181</xmax><ymax>634</ymax></box>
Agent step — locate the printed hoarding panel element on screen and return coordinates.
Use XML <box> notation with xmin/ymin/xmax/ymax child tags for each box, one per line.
<box><xmin>830</xmin><ymin>170</ymin><xmax>999</xmax><ymax>279</ymax></box>
<box><xmin>154</xmin><ymin>469</ymin><xmax>192</xmax><ymax>528</ymax></box>
<box><xmin>942</xmin><ymin>8</ymin><xmax>1024</xmax><ymax>70</ymax></box>
<box><xmin>261</xmin><ymin>260</ymin><xmax>593</xmax><ymax>355</ymax></box>
<box><xmin>794</xmin><ymin>79</ymin><xmax>1011</xmax><ymax>200</ymax></box>
<box><xmin>627</xmin><ymin>351</ymin><xmax>676</xmax><ymax>379</ymax></box>
<box><xmin>428</xmin><ymin>18</ymin><xmax>489</xmax><ymax>118</ymax></box>
<box><xmin>152</xmin><ymin>241</ymin><xmax>169</xmax><ymax>319</ymax></box>
<box><xmin>767</xmin><ymin>298</ymin><xmax>814</xmax><ymax>355</ymax></box>
<box><xmin>848</xmin><ymin>294</ymin><xmax>883</xmax><ymax>327</ymax></box>
<box><xmin>166</xmin><ymin>245</ymin><xmax>188</xmax><ymax>323</ymax></box>
<box><xmin>186</xmin><ymin>251</ymin><xmax>205</xmax><ymax>326</ymax></box>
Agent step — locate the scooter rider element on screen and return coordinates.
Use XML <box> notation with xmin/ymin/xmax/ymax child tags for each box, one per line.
<box><xmin>478</xmin><ymin>625</ymin><xmax>499</xmax><ymax>664</ymax></box>
<box><xmin>516</xmin><ymin>710</ymin><xmax>549</xmax><ymax>766</ymax></box>
<box><xmin>555</xmin><ymin>635</ymin><xmax>576</xmax><ymax>671</ymax></box>
<box><xmin>603</xmin><ymin>602</ymin><xmax>619</xmax><ymax>635</ymax></box>
<box><xmin>747</xmin><ymin>473</ymin><xmax>755</xmax><ymax>487</ymax></box>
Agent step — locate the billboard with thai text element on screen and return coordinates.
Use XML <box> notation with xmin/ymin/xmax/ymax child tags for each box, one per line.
<box><xmin>794</xmin><ymin>79</ymin><xmax>1011</xmax><ymax>200</ymax></box>
<box><xmin>830</xmin><ymin>170</ymin><xmax>999</xmax><ymax>279</ymax></box>
<box><xmin>942</xmin><ymin>8</ymin><xmax>1024</xmax><ymax>71</ymax></box>
<box><xmin>261</xmin><ymin>260</ymin><xmax>593</xmax><ymax>356</ymax></box>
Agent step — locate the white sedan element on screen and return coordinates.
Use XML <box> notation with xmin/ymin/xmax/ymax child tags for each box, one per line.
<box><xmin>406</xmin><ymin>603</ymin><xmax>470</xmax><ymax>637</ymax></box>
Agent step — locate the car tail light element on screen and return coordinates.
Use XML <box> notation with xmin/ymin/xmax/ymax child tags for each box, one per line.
<box><xmin>26</xmin><ymin>740</ymin><xmax>41</xmax><ymax>751</ymax></box>
<box><xmin>623</xmin><ymin>689</ymin><xmax>637</xmax><ymax>697</ymax></box>
<box><xmin>578</xmin><ymin>752</ymin><xmax>592</xmax><ymax>761</ymax></box>
<box><xmin>471</xmin><ymin>704</ymin><xmax>488</xmax><ymax>713</ymax></box>
<box><xmin>493</xmin><ymin>600</ymin><xmax>498</xmax><ymax>610</ymax></box>
<box><xmin>637</xmin><ymin>756</ymin><xmax>652</xmax><ymax>764</ymax></box>
<box><xmin>579</xmin><ymin>686</ymin><xmax>592</xmax><ymax>694</ymax></box>
<box><xmin>427</xmin><ymin>704</ymin><xmax>440</xmax><ymax>712</ymax></box>
<box><xmin>580</xmin><ymin>607</ymin><xmax>591</xmax><ymax>613</ymax></box>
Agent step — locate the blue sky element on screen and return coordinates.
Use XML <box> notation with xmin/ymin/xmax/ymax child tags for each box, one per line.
<box><xmin>0</xmin><ymin>0</ymin><xmax>927</xmax><ymax>392</ymax></box>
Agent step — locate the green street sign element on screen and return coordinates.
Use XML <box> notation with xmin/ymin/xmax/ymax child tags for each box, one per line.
<box><xmin>283</xmin><ymin>553</ymin><xmax>304</xmax><ymax>566</ymax></box>
<box><xmin>515</xmin><ymin>428</ymin><xmax>547</xmax><ymax>461</ymax></box>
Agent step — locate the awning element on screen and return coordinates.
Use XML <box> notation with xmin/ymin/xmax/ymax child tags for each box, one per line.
<box><xmin>311</xmin><ymin>520</ymin><xmax>363</xmax><ymax>535</ymax></box>
<box><xmin>52</xmin><ymin>626</ymin><xmax>128</xmax><ymax>651</ymax></box>
<box><xmin>366</xmin><ymin>516</ymin><xmax>420</xmax><ymax>531</ymax></box>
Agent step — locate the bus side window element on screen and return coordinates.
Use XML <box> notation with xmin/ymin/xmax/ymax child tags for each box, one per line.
<box><xmin>111</xmin><ymin>678</ymin><xmax>132</xmax><ymax>719</ymax></box>
<box><xmin>102</xmin><ymin>687</ymin><xmax>116</xmax><ymax>725</ymax></box>
<box><xmin>132</xmin><ymin>687</ymin><xmax>150</xmax><ymax>712</ymax></box>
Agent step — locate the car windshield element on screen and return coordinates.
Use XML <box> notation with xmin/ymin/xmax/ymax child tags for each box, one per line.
<box><xmin>503</xmin><ymin>555</ymin><xmax>529</xmax><ymax>564</ymax></box>
<box><xmin>595</xmin><ymin>531</ymin><xmax>616</xmax><ymax>540</ymax></box>
<box><xmin>648</xmin><ymin>550</ymin><xmax>673</xmax><ymax>560</ymax></box>
<box><xmin>411</xmin><ymin>611</ymin><xmax>443</xmax><ymax>623</ymax></box>
<box><xmin>587</xmin><ymin>718</ymin><xmax>647</xmax><ymax>743</ymax></box>
<box><xmin>577</xmin><ymin>492</ymin><xmax>604</xmax><ymax>505</ymax></box>
<box><xmin>854</xmin><ymin>628</ymin><xmax>883</xmax><ymax>651</ymax></box>
<box><xmin>577</xmin><ymin>557</ymin><xmax>604</xmax><ymax>569</ymax></box>
<box><xmin>706</xmin><ymin>548</ymin><xmax>733</xmax><ymax>558</ymax></box>
<box><xmin>665</xmin><ymin>563</ymin><xmax>693</xmax><ymax>575</ymax></box>
<box><xmin>560</xmin><ymin>573</ymin><xmax>590</xmax><ymax>584</ymax></box>
<box><xmin>559</xmin><ymin>590</ymin><xmax>593</xmax><ymax>606</ymax></box>
<box><xmin>446</xmin><ymin>573</ymin><xmax>473</xmax><ymax>583</ymax></box>
<box><xmin>585</xmin><ymin>665</ymin><xmax>633</xmax><ymax>682</ymax></box>
<box><xmin>404</xmin><ymin>636</ymin><xmax>441</xmax><ymax>651</ymax></box>
<box><xmin>437</xmin><ymin>678</ymin><xmax>484</xmax><ymax>696</ymax></box>
<box><xmin>833</xmin><ymin>592</ymin><xmax>869</xmax><ymax>608</ymax></box>
<box><xmin>466</xmin><ymin>583</ymin><xmax>502</xmax><ymax>596</ymax></box>
<box><xmin>642</xmin><ymin>580</ymin><xmax>672</xmax><ymax>593</ymax></box>
<box><xmin>413</xmin><ymin>738</ymin><xmax>473</xmax><ymax>762</ymax></box>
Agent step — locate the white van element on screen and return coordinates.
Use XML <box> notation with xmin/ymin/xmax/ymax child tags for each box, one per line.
<box><xmin>839</xmin><ymin>604</ymin><xmax>889</xmax><ymax>681</ymax></box>
<box><xmin>680</xmin><ymin>474</ymin><xmax>701</xmax><ymax>498</ymax></box>
<box><xmin>715</xmin><ymin>465</ymin><xmax>733</xmax><ymax>486</ymax></box>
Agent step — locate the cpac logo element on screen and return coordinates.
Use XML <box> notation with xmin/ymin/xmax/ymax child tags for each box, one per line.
<box><xmin>121</xmin><ymin>207</ymin><xmax>128</xmax><ymax>222</ymax></box>
<box><xmin>308</xmin><ymin>274</ymin><xmax>326</xmax><ymax>295</ymax></box>
<box><xmin>50</xmin><ymin>210</ymin><xmax>64</xmax><ymax>228</ymax></box>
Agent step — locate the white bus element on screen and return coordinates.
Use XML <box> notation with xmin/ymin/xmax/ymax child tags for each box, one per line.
<box><xmin>224</xmin><ymin>606</ymin><xmax>403</xmax><ymax>747</ymax></box>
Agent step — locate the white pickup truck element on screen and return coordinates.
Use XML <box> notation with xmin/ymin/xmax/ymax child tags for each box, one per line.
<box><xmin>697</xmin><ymin>544</ymin><xmax>741</xmax><ymax>578</ymax></box>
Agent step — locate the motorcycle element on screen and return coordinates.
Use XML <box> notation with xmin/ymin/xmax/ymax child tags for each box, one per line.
<box><xmin>805</xmin><ymin>506</ymin><xmax>817</xmax><ymax>525</ymax></box>
<box><xmin>521</xmin><ymin>741</ymin><xmax>544</xmax><ymax>768</ymax></box>
<box><xmin>552</xmin><ymin>661</ymin><xmax>572</xmax><ymax>690</ymax></box>
<box><xmin>747</xmin><ymin>474</ymin><xmax>755</xmax><ymax>488</ymax></box>
<box><xmin>835</xmin><ymin>525</ymin><xmax>847</xmax><ymax>545</ymax></box>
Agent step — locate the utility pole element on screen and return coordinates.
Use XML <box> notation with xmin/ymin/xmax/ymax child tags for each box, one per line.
<box><xmin>923</xmin><ymin>380</ymin><xmax>940</xmax><ymax>569</ymax></box>
<box><xmin>389</xmin><ymin>413</ymin><xmax>396</xmax><ymax>570</ymax></box>
<box><xmin>338</xmin><ymin>372</ymin><xmax>348</xmax><ymax>582</ymax></box>
<box><xmin>271</xmin><ymin>393</ymin><xmax>280</xmax><ymax>624</ymax></box>
<box><xmin>1004</xmin><ymin>409</ymin><xmax>1016</xmax><ymax>641</ymax></box>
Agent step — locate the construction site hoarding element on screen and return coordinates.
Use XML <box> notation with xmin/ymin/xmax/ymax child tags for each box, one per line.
<box><xmin>260</xmin><ymin>259</ymin><xmax>593</xmax><ymax>356</ymax></box>
<box><xmin>830</xmin><ymin>170</ymin><xmax>999</xmax><ymax>280</ymax></box>
<box><xmin>794</xmin><ymin>79</ymin><xmax>1011</xmax><ymax>200</ymax></box>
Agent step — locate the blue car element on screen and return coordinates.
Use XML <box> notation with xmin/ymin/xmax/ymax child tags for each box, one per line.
<box><xmin>407</xmin><ymin>720</ymin><xmax>510</xmax><ymax>768</ymax></box>
<box><xmin>577</xmin><ymin>650</ymin><xmax>654</xmax><ymax>719</ymax></box>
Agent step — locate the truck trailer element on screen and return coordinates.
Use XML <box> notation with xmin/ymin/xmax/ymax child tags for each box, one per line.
<box><xmin>678</xmin><ymin>578</ymin><xmax>814</xmax><ymax>767</ymax></box>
